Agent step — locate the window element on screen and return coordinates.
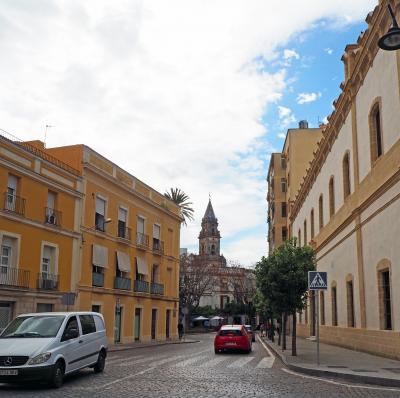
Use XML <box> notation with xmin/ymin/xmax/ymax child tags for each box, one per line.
<box><xmin>331</xmin><ymin>284</ymin><xmax>338</xmax><ymax>326</ymax></box>
<box><xmin>319</xmin><ymin>195</ymin><xmax>324</xmax><ymax>229</ymax></box>
<box><xmin>281</xmin><ymin>203</ymin><xmax>287</xmax><ymax>218</ymax></box>
<box><xmin>95</xmin><ymin>197</ymin><xmax>106</xmax><ymax>231</ymax></box>
<box><xmin>347</xmin><ymin>280</ymin><xmax>355</xmax><ymax>328</ymax></box>
<box><xmin>152</xmin><ymin>264</ymin><xmax>159</xmax><ymax>283</ymax></box>
<box><xmin>0</xmin><ymin>236</ymin><xmax>17</xmax><ymax>272</ymax></box>
<box><xmin>310</xmin><ymin>209</ymin><xmax>315</xmax><ymax>239</ymax></box>
<box><xmin>36</xmin><ymin>303</ymin><xmax>53</xmax><ymax>313</ymax></box>
<box><xmin>281</xmin><ymin>227</ymin><xmax>288</xmax><ymax>242</ymax></box>
<box><xmin>92</xmin><ymin>305</ymin><xmax>101</xmax><ymax>313</ymax></box>
<box><xmin>62</xmin><ymin>316</ymin><xmax>79</xmax><ymax>341</ymax></box>
<box><xmin>45</xmin><ymin>191</ymin><xmax>59</xmax><ymax>225</ymax></box>
<box><xmin>5</xmin><ymin>175</ymin><xmax>18</xmax><ymax>212</ymax></box>
<box><xmin>297</xmin><ymin>229</ymin><xmax>301</xmax><ymax>247</ymax></box>
<box><xmin>342</xmin><ymin>153</ymin><xmax>351</xmax><ymax>199</ymax></box>
<box><xmin>211</xmin><ymin>244</ymin><xmax>216</xmax><ymax>255</ymax></box>
<box><xmin>369</xmin><ymin>101</ymin><xmax>383</xmax><ymax>163</ymax></box>
<box><xmin>280</xmin><ymin>156</ymin><xmax>286</xmax><ymax>169</ymax></box>
<box><xmin>153</xmin><ymin>224</ymin><xmax>161</xmax><ymax>250</ymax></box>
<box><xmin>79</xmin><ymin>315</ymin><xmax>96</xmax><ymax>334</ymax></box>
<box><xmin>379</xmin><ymin>270</ymin><xmax>392</xmax><ymax>330</ymax></box>
<box><xmin>329</xmin><ymin>177</ymin><xmax>335</xmax><ymax>217</ymax></box>
<box><xmin>320</xmin><ymin>291</ymin><xmax>325</xmax><ymax>326</ymax></box>
<box><xmin>41</xmin><ymin>246</ymin><xmax>56</xmax><ymax>277</ymax></box>
<box><xmin>303</xmin><ymin>220</ymin><xmax>307</xmax><ymax>246</ymax></box>
<box><xmin>118</xmin><ymin>207</ymin><xmax>128</xmax><ymax>238</ymax></box>
<box><xmin>281</xmin><ymin>178</ymin><xmax>287</xmax><ymax>193</ymax></box>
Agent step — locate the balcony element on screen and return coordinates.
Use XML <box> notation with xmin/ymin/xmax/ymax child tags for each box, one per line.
<box><xmin>44</xmin><ymin>207</ymin><xmax>62</xmax><ymax>227</ymax></box>
<box><xmin>114</xmin><ymin>276</ymin><xmax>131</xmax><ymax>290</ymax></box>
<box><xmin>0</xmin><ymin>266</ymin><xmax>30</xmax><ymax>288</ymax></box>
<box><xmin>136</xmin><ymin>232</ymin><xmax>149</xmax><ymax>249</ymax></box>
<box><xmin>3</xmin><ymin>193</ymin><xmax>25</xmax><ymax>216</ymax></box>
<box><xmin>37</xmin><ymin>273</ymin><xmax>59</xmax><ymax>290</ymax></box>
<box><xmin>92</xmin><ymin>272</ymin><xmax>104</xmax><ymax>287</ymax></box>
<box><xmin>150</xmin><ymin>282</ymin><xmax>164</xmax><ymax>295</ymax></box>
<box><xmin>152</xmin><ymin>239</ymin><xmax>164</xmax><ymax>255</ymax></box>
<box><xmin>117</xmin><ymin>225</ymin><xmax>131</xmax><ymax>241</ymax></box>
<box><xmin>133</xmin><ymin>280</ymin><xmax>149</xmax><ymax>293</ymax></box>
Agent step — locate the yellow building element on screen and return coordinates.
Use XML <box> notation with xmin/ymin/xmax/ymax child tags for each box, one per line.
<box><xmin>267</xmin><ymin>121</ymin><xmax>322</xmax><ymax>253</ymax></box>
<box><xmin>0</xmin><ymin>133</ymin><xmax>82</xmax><ymax>330</ymax></box>
<box><xmin>47</xmin><ymin>144</ymin><xmax>182</xmax><ymax>343</ymax></box>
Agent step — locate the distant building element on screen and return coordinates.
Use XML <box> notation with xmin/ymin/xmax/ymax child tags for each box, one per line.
<box><xmin>180</xmin><ymin>248</ymin><xmax>188</xmax><ymax>255</ymax></box>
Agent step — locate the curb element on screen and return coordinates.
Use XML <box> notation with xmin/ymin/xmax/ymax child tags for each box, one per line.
<box><xmin>262</xmin><ymin>338</ymin><xmax>400</xmax><ymax>388</ymax></box>
<box><xmin>109</xmin><ymin>339</ymin><xmax>200</xmax><ymax>353</ymax></box>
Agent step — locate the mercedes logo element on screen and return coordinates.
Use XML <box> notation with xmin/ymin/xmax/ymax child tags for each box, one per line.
<box><xmin>4</xmin><ymin>357</ymin><xmax>12</xmax><ymax>366</ymax></box>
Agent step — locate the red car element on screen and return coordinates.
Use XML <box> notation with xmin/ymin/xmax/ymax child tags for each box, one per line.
<box><xmin>214</xmin><ymin>325</ymin><xmax>252</xmax><ymax>354</ymax></box>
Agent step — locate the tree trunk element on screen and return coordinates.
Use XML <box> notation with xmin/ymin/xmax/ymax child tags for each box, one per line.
<box><xmin>277</xmin><ymin>318</ymin><xmax>281</xmax><ymax>346</ymax></box>
<box><xmin>292</xmin><ymin>311</ymin><xmax>297</xmax><ymax>356</ymax></box>
<box><xmin>282</xmin><ymin>313</ymin><xmax>286</xmax><ymax>351</ymax></box>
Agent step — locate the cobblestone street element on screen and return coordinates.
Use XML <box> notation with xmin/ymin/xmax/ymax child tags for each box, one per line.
<box><xmin>1</xmin><ymin>333</ymin><xmax>400</xmax><ymax>397</ymax></box>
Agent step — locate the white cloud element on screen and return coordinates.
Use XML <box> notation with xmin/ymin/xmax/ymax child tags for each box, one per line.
<box><xmin>278</xmin><ymin>133</ymin><xmax>286</xmax><ymax>139</ymax></box>
<box><xmin>297</xmin><ymin>92</ymin><xmax>322</xmax><ymax>104</ymax></box>
<box><xmin>0</xmin><ymin>0</ymin><xmax>375</xmax><ymax>264</ymax></box>
<box><xmin>324</xmin><ymin>47</ymin><xmax>334</xmax><ymax>55</ymax></box>
<box><xmin>278</xmin><ymin>106</ymin><xmax>296</xmax><ymax>128</ymax></box>
<box><xmin>283</xmin><ymin>49</ymin><xmax>300</xmax><ymax>60</ymax></box>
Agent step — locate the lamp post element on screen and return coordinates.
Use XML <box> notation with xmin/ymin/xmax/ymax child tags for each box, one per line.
<box><xmin>378</xmin><ymin>4</ymin><xmax>400</xmax><ymax>51</ymax></box>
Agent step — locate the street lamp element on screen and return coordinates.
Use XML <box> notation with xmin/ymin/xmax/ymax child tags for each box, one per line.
<box><xmin>378</xmin><ymin>4</ymin><xmax>400</xmax><ymax>51</ymax></box>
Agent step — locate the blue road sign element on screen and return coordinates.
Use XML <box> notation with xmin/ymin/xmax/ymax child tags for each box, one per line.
<box><xmin>308</xmin><ymin>271</ymin><xmax>327</xmax><ymax>290</ymax></box>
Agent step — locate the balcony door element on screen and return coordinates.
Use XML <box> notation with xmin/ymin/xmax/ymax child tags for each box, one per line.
<box><xmin>5</xmin><ymin>175</ymin><xmax>18</xmax><ymax>211</ymax></box>
<box><xmin>114</xmin><ymin>306</ymin><xmax>123</xmax><ymax>343</ymax></box>
<box><xmin>151</xmin><ymin>309</ymin><xmax>157</xmax><ymax>340</ymax></box>
<box><xmin>0</xmin><ymin>242</ymin><xmax>12</xmax><ymax>284</ymax></box>
<box><xmin>134</xmin><ymin>308</ymin><xmax>141</xmax><ymax>341</ymax></box>
<box><xmin>166</xmin><ymin>310</ymin><xmax>171</xmax><ymax>339</ymax></box>
<box><xmin>40</xmin><ymin>245</ymin><xmax>57</xmax><ymax>289</ymax></box>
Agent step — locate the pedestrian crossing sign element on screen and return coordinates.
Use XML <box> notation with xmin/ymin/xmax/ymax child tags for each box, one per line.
<box><xmin>308</xmin><ymin>271</ymin><xmax>328</xmax><ymax>290</ymax></box>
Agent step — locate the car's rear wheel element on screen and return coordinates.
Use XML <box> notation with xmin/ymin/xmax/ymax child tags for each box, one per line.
<box><xmin>50</xmin><ymin>360</ymin><xmax>65</xmax><ymax>388</ymax></box>
<box><xmin>94</xmin><ymin>350</ymin><xmax>106</xmax><ymax>373</ymax></box>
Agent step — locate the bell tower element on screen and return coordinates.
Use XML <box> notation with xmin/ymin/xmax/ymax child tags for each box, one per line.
<box><xmin>198</xmin><ymin>199</ymin><xmax>221</xmax><ymax>256</ymax></box>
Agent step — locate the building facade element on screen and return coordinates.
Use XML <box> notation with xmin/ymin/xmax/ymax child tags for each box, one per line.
<box><xmin>0</xmin><ymin>134</ymin><xmax>82</xmax><ymax>330</ymax></box>
<box><xmin>291</xmin><ymin>0</ymin><xmax>400</xmax><ymax>359</ymax></box>
<box><xmin>267</xmin><ymin>122</ymin><xmax>322</xmax><ymax>253</ymax></box>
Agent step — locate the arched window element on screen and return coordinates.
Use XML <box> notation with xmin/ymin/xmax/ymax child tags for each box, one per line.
<box><xmin>343</xmin><ymin>152</ymin><xmax>351</xmax><ymax>199</ymax></box>
<box><xmin>346</xmin><ymin>275</ymin><xmax>355</xmax><ymax>328</ymax></box>
<box><xmin>211</xmin><ymin>244</ymin><xmax>216</xmax><ymax>255</ymax></box>
<box><xmin>320</xmin><ymin>291</ymin><xmax>325</xmax><ymax>326</ymax></box>
<box><xmin>331</xmin><ymin>282</ymin><xmax>338</xmax><ymax>326</ymax></box>
<box><xmin>310</xmin><ymin>209</ymin><xmax>315</xmax><ymax>239</ymax></box>
<box><xmin>318</xmin><ymin>195</ymin><xmax>324</xmax><ymax>229</ymax></box>
<box><xmin>369</xmin><ymin>100</ymin><xmax>383</xmax><ymax>164</ymax></box>
<box><xmin>329</xmin><ymin>177</ymin><xmax>335</xmax><ymax>217</ymax></box>
<box><xmin>303</xmin><ymin>219</ymin><xmax>307</xmax><ymax>246</ymax></box>
<box><xmin>377</xmin><ymin>259</ymin><xmax>392</xmax><ymax>330</ymax></box>
<box><xmin>297</xmin><ymin>229</ymin><xmax>301</xmax><ymax>247</ymax></box>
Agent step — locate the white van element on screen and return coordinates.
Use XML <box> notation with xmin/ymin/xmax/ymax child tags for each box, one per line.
<box><xmin>0</xmin><ymin>312</ymin><xmax>108</xmax><ymax>388</ymax></box>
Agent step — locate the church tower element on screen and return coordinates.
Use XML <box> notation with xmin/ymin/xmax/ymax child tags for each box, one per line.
<box><xmin>198</xmin><ymin>199</ymin><xmax>221</xmax><ymax>256</ymax></box>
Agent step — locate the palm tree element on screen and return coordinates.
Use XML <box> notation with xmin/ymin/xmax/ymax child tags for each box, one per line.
<box><xmin>164</xmin><ymin>188</ymin><xmax>194</xmax><ymax>226</ymax></box>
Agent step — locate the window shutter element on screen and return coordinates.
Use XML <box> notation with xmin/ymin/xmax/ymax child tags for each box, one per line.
<box><xmin>95</xmin><ymin>197</ymin><xmax>105</xmax><ymax>215</ymax></box>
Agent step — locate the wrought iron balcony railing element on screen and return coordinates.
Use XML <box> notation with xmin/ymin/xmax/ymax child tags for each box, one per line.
<box><xmin>37</xmin><ymin>273</ymin><xmax>59</xmax><ymax>290</ymax></box>
<box><xmin>3</xmin><ymin>193</ymin><xmax>25</xmax><ymax>216</ymax></box>
<box><xmin>150</xmin><ymin>282</ymin><xmax>164</xmax><ymax>295</ymax></box>
<box><xmin>117</xmin><ymin>226</ymin><xmax>131</xmax><ymax>240</ymax></box>
<box><xmin>136</xmin><ymin>232</ymin><xmax>149</xmax><ymax>249</ymax></box>
<box><xmin>114</xmin><ymin>276</ymin><xmax>131</xmax><ymax>290</ymax></box>
<box><xmin>92</xmin><ymin>272</ymin><xmax>104</xmax><ymax>287</ymax></box>
<box><xmin>133</xmin><ymin>280</ymin><xmax>149</xmax><ymax>293</ymax></box>
<box><xmin>0</xmin><ymin>266</ymin><xmax>30</xmax><ymax>288</ymax></box>
<box><xmin>44</xmin><ymin>207</ymin><xmax>62</xmax><ymax>226</ymax></box>
<box><xmin>152</xmin><ymin>239</ymin><xmax>164</xmax><ymax>255</ymax></box>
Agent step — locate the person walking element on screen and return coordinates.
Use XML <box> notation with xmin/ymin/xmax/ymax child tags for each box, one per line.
<box><xmin>178</xmin><ymin>321</ymin><xmax>184</xmax><ymax>341</ymax></box>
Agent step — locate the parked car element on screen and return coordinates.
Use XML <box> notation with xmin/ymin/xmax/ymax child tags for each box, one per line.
<box><xmin>0</xmin><ymin>312</ymin><xmax>108</xmax><ymax>388</ymax></box>
<box><xmin>244</xmin><ymin>325</ymin><xmax>256</xmax><ymax>342</ymax></box>
<box><xmin>214</xmin><ymin>325</ymin><xmax>252</xmax><ymax>354</ymax></box>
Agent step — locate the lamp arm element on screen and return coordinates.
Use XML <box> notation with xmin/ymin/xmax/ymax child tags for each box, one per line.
<box><xmin>388</xmin><ymin>4</ymin><xmax>399</xmax><ymax>29</ymax></box>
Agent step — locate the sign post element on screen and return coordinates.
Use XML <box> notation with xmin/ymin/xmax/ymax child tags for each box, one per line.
<box><xmin>308</xmin><ymin>271</ymin><xmax>327</xmax><ymax>367</ymax></box>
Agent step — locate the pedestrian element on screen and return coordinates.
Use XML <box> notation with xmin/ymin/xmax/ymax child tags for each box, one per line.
<box><xmin>178</xmin><ymin>321</ymin><xmax>184</xmax><ymax>341</ymax></box>
<box><xmin>260</xmin><ymin>323</ymin><xmax>265</xmax><ymax>337</ymax></box>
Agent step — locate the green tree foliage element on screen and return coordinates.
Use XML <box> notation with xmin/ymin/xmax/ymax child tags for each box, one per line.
<box><xmin>164</xmin><ymin>187</ymin><xmax>194</xmax><ymax>226</ymax></box>
<box><xmin>255</xmin><ymin>238</ymin><xmax>316</xmax><ymax>355</ymax></box>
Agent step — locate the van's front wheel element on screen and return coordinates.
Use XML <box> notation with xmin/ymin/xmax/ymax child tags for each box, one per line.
<box><xmin>50</xmin><ymin>360</ymin><xmax>65</xmax><ymax>388</ymax></box>
<box><xmin>94</xmin><ymin>351</ymin><xmax>106</xmax><ymax>373</ymax></box>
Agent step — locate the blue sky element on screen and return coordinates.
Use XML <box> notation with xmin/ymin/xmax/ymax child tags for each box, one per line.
<box><xmin>0</xmin><ymin>1</ymin><xmax>376</xmax><ymax>266</ymax></box>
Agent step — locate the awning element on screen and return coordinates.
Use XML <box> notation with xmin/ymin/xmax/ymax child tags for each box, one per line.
<box><xmin>136</xmin><ymin>257</ymin><xmax>148</xmax><ymax>275</ymax></box>
<box><xmin>92</xmin><ymin>245</ymin><xmax>108</xmax><ymax>268</ymax></box>
<box><xmin>117</xmin><ymin>251</ymin><xmax>131</xmax><ymax>273</ymax></box>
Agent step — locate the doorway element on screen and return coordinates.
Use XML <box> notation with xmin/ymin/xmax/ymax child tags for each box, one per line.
<box><xmin>134</xmin><ymin>308</ymin><xmax>141</xmax><ymax>341</ymax></box>
<box><xmin>151</xmin><ymin>309</ymin><xmax>157</xmax><ymax>340</ymax></box>
<box><xmin>166</xmin><ymin>309</ymin><xmax>171</xmax><ymax>339</ymax></box>
<box><xmin>114</xmin><ymin>306</ymin><xmax>123</xmax><ymax>343</ymax></box>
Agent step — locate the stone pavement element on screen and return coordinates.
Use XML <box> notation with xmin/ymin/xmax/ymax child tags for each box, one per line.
<box><xmin>263</xmin><ymin>334</ymin><xmax>400</xmax><ymax>387</ymax></box>
<box><xmin>109</xmin><ymin>337</ymin><xmax>199</xmax><ymax>352</ymax></box>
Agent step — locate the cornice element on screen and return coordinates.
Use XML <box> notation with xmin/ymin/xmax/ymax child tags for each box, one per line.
<box><xmin>290</xmin><ymin>0</ymin><xmax>396</xmax><ymax>222</ymax></box>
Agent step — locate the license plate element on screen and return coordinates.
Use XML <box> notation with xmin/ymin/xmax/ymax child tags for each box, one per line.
<box><xmin>225</xmin><ymin>342</ymin><xmax>236</xmax><ymax>346</ymax></box>
<box><xmin>0</xmin><ymin>369</ymin><xmax>18</xmax><ymax>376</ymax></box>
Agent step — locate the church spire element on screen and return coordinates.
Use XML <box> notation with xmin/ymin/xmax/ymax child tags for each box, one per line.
<box><xmin>203</xmin><ymin>198</ymin><xmax>216</xmax><ymax>221</ymax></box>
<box><xmin>199</xmin><ymin>199</ymin><xmax>221</xmax><ymax>256</ymax></box>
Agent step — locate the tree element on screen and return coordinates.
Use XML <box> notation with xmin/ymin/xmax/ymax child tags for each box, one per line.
<box><xmin>164</xmin><ymin>188</ymin><xmax>194</xmax><ymax>226</ymax></box>
<box><xmin>255</xmin><ymin>238</ymin><xmax>315</xmax><ymax>356</ymax></box>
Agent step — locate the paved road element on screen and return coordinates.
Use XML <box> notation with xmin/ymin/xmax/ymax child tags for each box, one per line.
<box><xmin>1</xmin><ymin>333</ymin><xmax>400</xmax><ymax>397</ymax></box>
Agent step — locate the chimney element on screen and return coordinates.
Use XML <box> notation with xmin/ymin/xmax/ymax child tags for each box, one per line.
<box><xmin>299</xmin><ymin>120</ymin><xmax>308</xmax><ymax>129</ymax></box>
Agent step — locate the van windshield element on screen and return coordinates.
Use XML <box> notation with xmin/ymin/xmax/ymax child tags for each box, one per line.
<box><xmin>0</xmin><ymin>316</ymin><xmax>65</xmax><ymax>338</ymax></box>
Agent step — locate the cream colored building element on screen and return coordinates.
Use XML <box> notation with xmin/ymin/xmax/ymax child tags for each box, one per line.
<box><xmin>267</xmin><ymin>122</ymin><xmax>322</xmax><ymax>253</ymax></box>
<box><xmin>292</xmin><ymin>0</ymin><xmax>400</xmax><ymax>360</ymax></box>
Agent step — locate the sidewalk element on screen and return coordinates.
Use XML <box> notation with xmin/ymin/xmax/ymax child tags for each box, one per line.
<box><xmin>109</xmin><ymin>337</ymin><xmax>200</xmax><ymax>353</ymax></box>
<box><xmin>262</xmin><ymin>335</ymin><xmax>400</xmax><ymax>387</ymax></box>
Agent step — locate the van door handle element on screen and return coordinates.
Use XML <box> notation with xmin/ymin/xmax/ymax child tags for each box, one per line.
<box><xmin>79</xmin><ymin>340</ymin><xmax>83</xmax><ymax>343</ymax></box>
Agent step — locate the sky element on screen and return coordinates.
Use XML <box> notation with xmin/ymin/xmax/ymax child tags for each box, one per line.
<box><xmin>0</xmin><ymin>0</ymin><xmax>378</xmax><ymax>267</ymax></box>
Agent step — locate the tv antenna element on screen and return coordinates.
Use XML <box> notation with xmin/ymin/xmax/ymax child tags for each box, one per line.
<box><xmin>44</xmin><ymin>124</ymin><xmax>54</xmax><ymax>147</ymax></box>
